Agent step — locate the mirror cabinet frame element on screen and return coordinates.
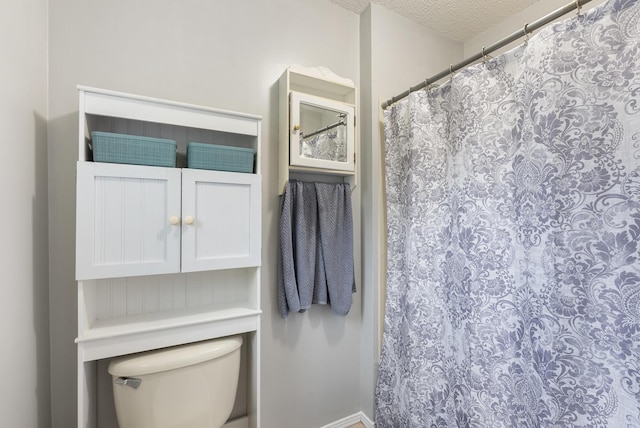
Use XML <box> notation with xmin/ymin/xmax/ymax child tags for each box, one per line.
<box><xmin>289</xmin><ymin>91</ymin><xmax>355</xmax><ymax>172</ymax></box>
<box><xmin>278</xmin><ymin>66</ymin><xmax>357</xmax><ymax>195</ymax></box>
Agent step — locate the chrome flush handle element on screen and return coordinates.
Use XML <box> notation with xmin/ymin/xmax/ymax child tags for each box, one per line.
<box><xmin>114</xmin><ymin>377</ymin><xmax>142</xmax><ymax>389</ymax></box>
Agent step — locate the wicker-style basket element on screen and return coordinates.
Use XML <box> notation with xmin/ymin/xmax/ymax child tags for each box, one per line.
<box><xmin>187</xmin><ymin>142</ymin><xmax>254</xmax><ymax>173</ymax></box>
<box><xmin>91</xmin><ymin>131</ymin><xmax>177</xmax><ymax>167</ymax></box>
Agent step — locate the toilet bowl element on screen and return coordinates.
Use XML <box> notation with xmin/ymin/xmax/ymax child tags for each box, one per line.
<box><xmin>108</xmin><ymin>336</ymin><xmax>243</xmax><ymax>428</ymax></box>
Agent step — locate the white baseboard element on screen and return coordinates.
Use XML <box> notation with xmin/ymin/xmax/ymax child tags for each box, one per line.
<box><xmin>320</xmin><ymin>411</ymin><xmax>374</xmax><ymax>428</ymax></box>
<box><xmin>360</xmin><ymin>412</ymin><xmax>374</xmax><ymax>428</ymax></box>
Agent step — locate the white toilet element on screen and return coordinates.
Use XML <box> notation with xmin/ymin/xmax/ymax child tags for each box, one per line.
<box><xmin>108</xmin><ymin>336</ymin><xmax>243</xmax><ymax>428</ymax></box>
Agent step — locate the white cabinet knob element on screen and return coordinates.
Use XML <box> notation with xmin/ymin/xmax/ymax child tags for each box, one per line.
<box><xmin>184</xmin><ymin>216</ymin><xmax>195</xmax><ymax>225</ymax></box>
<box><xmin>169</xmin><ymin>216</ymin><xmax>180</xmax><ymax>225</ymax></box>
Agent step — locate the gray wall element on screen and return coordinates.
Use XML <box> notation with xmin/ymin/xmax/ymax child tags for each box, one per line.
<box><xmin>0</xmin><ymin>0</ymin><xmax>50</xmax><ymax>427</ymax></box>
<box><xmin>47</xmin><ymin>1</ymin><xmax>362</xmax><ymax>427</ymax></box>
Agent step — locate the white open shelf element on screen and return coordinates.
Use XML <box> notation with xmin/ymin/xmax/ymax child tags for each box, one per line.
<box><xmin>77</xmin><ymin>303</ymin><xmax>261</xmax><ymax>362</ymax></box>
<box><xmin>76</xmin><ymin>256</ymin><xmax>260</xmax><ymax>363</ymax></box>
<box><xmin>78</xmin><ymin>301</ymin><xmax>260</xmax><ymax>342</ymax></box>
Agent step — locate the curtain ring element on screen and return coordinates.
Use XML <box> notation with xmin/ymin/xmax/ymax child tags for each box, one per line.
<box><xmin>575</xmin><ymin>0</ymin><xmax>582</xmax><ymax>16</ymax></box>
<box><xmin>449</xmin><ymin>64</ymin><xmax>454</xmax><ymax>80</ymax></box>
<box><xmin>523</xmin><ymin>23</ymin><xmax>530</xmax><ymax>44</ymax></box>
<box><xmin>482</xmin><ymin>46</ymin><xmax>487</xmax><ymax>63</ymax></box>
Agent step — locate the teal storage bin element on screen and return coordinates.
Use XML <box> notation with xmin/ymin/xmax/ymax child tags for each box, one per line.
<box><xmin>187</xmin><ymin>143</ymin><xmax>254</xmax><ymax>173</ymax></box>
<box><xmin>91</xmin><ymin>131</ymin><xmax>177</xmax><ymax>167</ymax></box>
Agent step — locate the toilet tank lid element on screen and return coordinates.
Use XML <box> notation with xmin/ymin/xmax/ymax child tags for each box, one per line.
<box><xmin>108</xmin><ymin>336</ymin><xmax>243</xmax><ymax>377</ymax></box>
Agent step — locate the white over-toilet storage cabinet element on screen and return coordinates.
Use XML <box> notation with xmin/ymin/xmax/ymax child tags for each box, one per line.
<box><xmin>74</xmin><ymin>86</ymin><xmax>261</xmax><ymax>428</ymax></box>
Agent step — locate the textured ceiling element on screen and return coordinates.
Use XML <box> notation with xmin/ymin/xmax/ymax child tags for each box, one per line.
<box><xmin>326</xmin><ymin>0</ymin><xmax>540</xmax><ymax>41</ymax></box>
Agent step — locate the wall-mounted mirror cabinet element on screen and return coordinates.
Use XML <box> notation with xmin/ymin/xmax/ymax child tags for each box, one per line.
<box><xmin>290</xmin><ymin>92</ymin><xmax>355</xmax><ymax>172</ymax></box>
<box><xmin>279</xmin><ymin>66</ymin><xmax>357</xmax><ymax>194</ymax></box>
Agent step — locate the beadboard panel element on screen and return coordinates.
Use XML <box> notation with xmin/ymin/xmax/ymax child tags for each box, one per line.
<box><xmin>195</xmin><ymin>182</ymin><xmax>252</xmax><ymax>257</ymax></box>
<box><xmin>94</xmin><ymin>175</ymin><xmax>168</xmax><ymax>266</ymax></box>
<box><xmin>93</xmin><ymin>270</ymin><xmax>255</xmax><ymax>322</ymax></box>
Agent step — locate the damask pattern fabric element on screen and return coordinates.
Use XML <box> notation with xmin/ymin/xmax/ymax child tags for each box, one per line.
<box><xmin>300</xmin><ymin>126</ymin><xmax>348</xmax><ymax>163</ymax></box>
<box><xmin>376</xmin><ymin>0</ymin><xmax>640</xmax><ymax>426</ymax></box>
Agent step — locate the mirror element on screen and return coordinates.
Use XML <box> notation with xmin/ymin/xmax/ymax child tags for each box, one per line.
<box><xmin>289</xmin><ymin>92</ymin><xmax>355</xmax><ymax>172</ymax></box>
<box><xmin>299</xmin><ymin>103</ymin><xmax>347</xmax><ymax>163</ymax></box>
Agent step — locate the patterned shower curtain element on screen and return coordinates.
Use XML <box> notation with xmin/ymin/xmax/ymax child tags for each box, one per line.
<box><xmin>301</xmin><ymin>126</ymin><xmax>348</xmax><ymax>163</ymax></box>
<box><xmin>376</xmin><ymin>0</ymin><xmax>640</xmax><ymax>426</ymax></box>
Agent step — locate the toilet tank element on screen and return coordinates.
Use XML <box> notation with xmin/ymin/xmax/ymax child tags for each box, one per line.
<box><xmin>108</xmin><ymin>336</ymin><xmax>243</xmax><ymax>428</ymax></box>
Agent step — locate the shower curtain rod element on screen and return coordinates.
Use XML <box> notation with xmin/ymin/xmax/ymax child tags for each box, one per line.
<box><xmin>302</xmin><ymin>119</ymin><xmax>346</xmax><ymax>139</ymax></box>
<box><xmin>381</xmin><ymin>0</ymin><xmax>593</xmax><ymax>109</ymax></box>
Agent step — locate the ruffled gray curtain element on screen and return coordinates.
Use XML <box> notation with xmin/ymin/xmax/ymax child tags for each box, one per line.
<box><xmin>376</xmin><ymin>0</ymin><xmax>640</xmax><ymax>426</ymax></box>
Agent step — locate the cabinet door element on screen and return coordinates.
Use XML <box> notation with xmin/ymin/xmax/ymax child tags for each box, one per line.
<box><xmin>181</xmin><ymin>169</ymin><xmax>261</xmax><ymax>272</ymax></box>
<box><xmin>289</xmin><ymin>91</ymin><xmax>355</xmax><ymax>172</ymax></box>
<box><xmin>76</xmin><ymin>162</ymin><xmax>182</xmax><ymax>280</ymax></box>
